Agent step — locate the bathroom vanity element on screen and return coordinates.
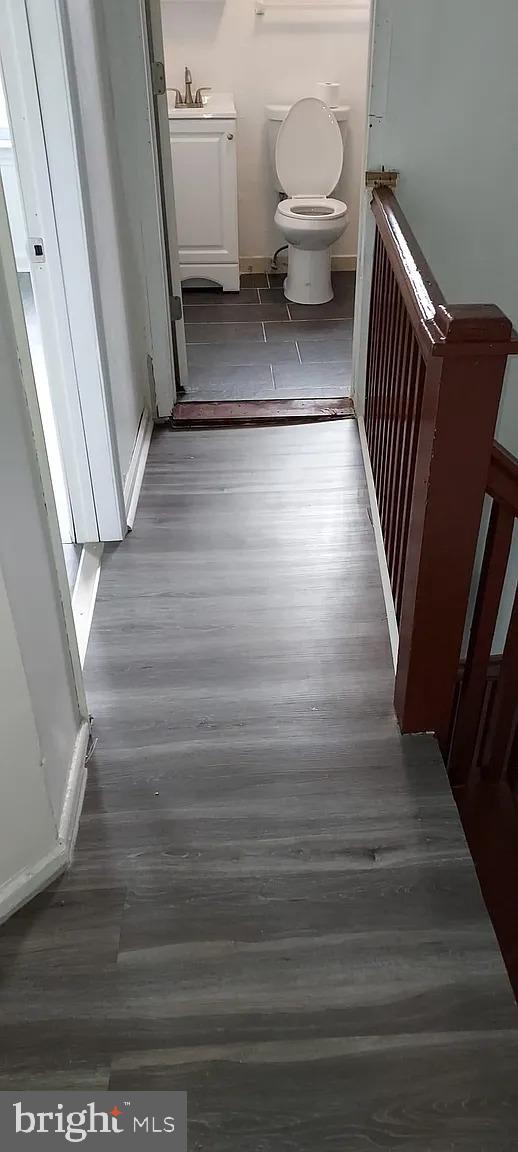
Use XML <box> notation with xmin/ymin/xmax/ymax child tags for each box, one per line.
<box><xmin>168</xmin><ymin>92</ymin><xmax>239</xmax><ymax>291</ymax></box>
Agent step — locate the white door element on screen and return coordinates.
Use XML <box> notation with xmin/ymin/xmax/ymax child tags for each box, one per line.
<box><xmin>142</xmin><ymin>0</ymin><xmax>188</xmax><ymax>399</ymax></box>
<box><xmin>170</xmin><ymin>122</ymin><xmax>239</xmax><ymax>268</ymax></box>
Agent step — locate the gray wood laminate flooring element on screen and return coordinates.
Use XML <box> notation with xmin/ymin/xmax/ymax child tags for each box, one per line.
<box><xmin>1</xmin><ymin>421</ymin><xmax>517</xmax><ymax>1147</ymax></box>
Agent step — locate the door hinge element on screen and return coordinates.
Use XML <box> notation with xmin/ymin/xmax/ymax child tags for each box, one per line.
<box><xmin>151</xmin><ymin>60</ymin><xmax>166</xmax><ymax>96</ymax></box>
<box><xmin>365</xmin><ymin>168</ymin><xmax>399</xmax><ymax>190</ymax></box>
<box><xmin>170</xmin><ymin>293</ymin><xmax>183</xmax><ymax>321</ymax></box>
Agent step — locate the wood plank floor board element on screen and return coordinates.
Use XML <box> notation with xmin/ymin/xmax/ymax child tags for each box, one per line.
<box><xmin>172</xmin><ymin>398</ymin><xmax>354</xmax><ymax>425</ymax></box>
<box><xmin>0</xmin><ymin>420</ymin><xmax>517</xmax><ymax>1145</ymax></box>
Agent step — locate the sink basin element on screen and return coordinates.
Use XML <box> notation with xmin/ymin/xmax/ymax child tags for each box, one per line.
<box><xmin>168</xmin><ymin>92</ymin><xmax>236</xmax><ymax>120</ymax></box>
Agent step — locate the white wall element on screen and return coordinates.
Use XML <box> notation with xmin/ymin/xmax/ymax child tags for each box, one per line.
<box><xmin>161</xmin><ymin>0</ymin><xmax>371</xmax><ymax>263</ymax></box>
<box><xmin>0</xmin><ymin>566</ymin><xmax>57</xmax><ymax>891</ymax></box>
<box><xmin>362</xmin><ymin>0</ymin><xmax>518</xmax><ymax>647</ymax></box>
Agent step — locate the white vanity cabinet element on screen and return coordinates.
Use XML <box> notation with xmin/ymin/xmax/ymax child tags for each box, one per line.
<box><xmin>169</xmin><ymin>94</ymin><xmax>239</xmax><ymax>291</ymax></box>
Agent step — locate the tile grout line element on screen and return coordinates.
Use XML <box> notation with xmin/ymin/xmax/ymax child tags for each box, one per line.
<box><xmin>186</xmin><ymin>317</ymin><xmax>350</xmax><ymax>326</ymax></box>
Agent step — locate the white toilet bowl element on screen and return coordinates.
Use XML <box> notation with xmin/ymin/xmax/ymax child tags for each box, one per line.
<box><xmin>272</xmin><ymin>98</ymin><xmax>349</xmax><ymax>305</ymax></box>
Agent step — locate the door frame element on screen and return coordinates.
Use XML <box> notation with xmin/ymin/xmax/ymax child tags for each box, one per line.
<box><xmin>352</xmin><ymin>0</ymin><xmax>388</xmax><ymax>419</ymax></box>
<box><xmin>0</xmin><ymin>171</ymin><xmax>91</xmax><ymax>918</ymax></box>
<box><xmin>351</xmin><ymin>0</ymin><xmax>399</xmax><ymax>666</ymax></box>
<box><xmin>0</xmin><ymin>171</ymin><xmax>87</xmax><ymax>725</ymax></box>
<box><xmin>1</xmin><ymin>0</ymin><xmax>127</xmax><ymax>542</ymax></box>
<box><xmin>142</xmin><ymin>0</ymin><xmax>188</xmax><ymax>404</ymax></box>
<box><xmin>0</xmin><ymin>0</ymin><xmax>96</xmax><ymax>543</ymax></box>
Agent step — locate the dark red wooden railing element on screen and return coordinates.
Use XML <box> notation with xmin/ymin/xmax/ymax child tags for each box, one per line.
<box><xmin>364</xmin><ymin>186</ymin><xmax>518</xmax><ymax>750</ymax></box>
<box><xmin>447</xmin><ymin>442</ymin><xmax>518</xmax><ymax>786</ymax></box>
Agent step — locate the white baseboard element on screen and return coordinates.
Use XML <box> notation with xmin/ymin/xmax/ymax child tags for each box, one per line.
<box><xmin>358</xmin><ymin>415</ymin><xmax>399</xmax><ymax>670</ymax></box>
<box><xmin>70</xmin><ymin>408</ymin><xmax>152</xmax><ymax>668</ymax></box>
<box><xmin>72</xmin><ymin>543</ymin><xmax>103</xmax><ymax>667</ymax></box>
<box><xmin>239</xmin><ymin>254</ymin><xmax>357</xmax><ymax>274</ymax></box>
<box><xmin>0</xmin><ymin>719</ymin><xmax>90</xmax><ymax>924</ymax></box>
<box><xmin>58</xmin><ymin>719</ymin><xmax>90</xmax><ymax>856</ymax></box>
<box><xmin>124</xmin><ymin>408</ymin><xmax>153</xmax><ymax>529</ymax></box>
<box><xmin>0</xmin><ymin>844</ymin><xmax>67</xmax><ymax>925</ymax></box>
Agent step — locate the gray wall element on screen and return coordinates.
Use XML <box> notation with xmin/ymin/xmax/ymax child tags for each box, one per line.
<box><xmin>366</xmin><ymin>0</ymin><xmax>518</xmax><ymax>647</ymax></box>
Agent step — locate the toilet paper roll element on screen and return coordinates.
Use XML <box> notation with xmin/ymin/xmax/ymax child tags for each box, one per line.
<box><xmin>316</xmin><ymin>82</ymin><xmax>341</xmax><ymax>108</ymax></box>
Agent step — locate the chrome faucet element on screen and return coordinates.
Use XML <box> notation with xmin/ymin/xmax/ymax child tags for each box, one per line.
<box><xmin>168</xmin><ymin>72</ymin><xmax>211</xmax><ymax>109</ymax></box>
<box><xmin>195</xmin><ymin>86</ymin><xmax>211</xmax><ymax>107</ymax></box>
<box><xmin>183</xmin><ymin>66</ymin><xmax>194</xmax><ymax>107</ymax></box>
<box><xmin>168</xmin><ymin>87</ymin><xmax>184</xmax><ymax>108</ymax></box>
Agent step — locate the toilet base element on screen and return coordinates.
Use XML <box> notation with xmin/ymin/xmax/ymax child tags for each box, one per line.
<box><xmin>283</xmin><ymin>245</ymin><xmax>334</xmax><ymax>305</ymax></box>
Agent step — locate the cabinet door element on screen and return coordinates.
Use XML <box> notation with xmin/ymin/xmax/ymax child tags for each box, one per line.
<box><xmin>170</xmin><ymin>120</ymin><xmax>238</xmax><ymax>265</ymax></box>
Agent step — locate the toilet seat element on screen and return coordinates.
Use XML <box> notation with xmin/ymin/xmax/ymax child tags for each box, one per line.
<box><xmin>277</xmin><ymin>196</ymin><xmax>347</xmax><ymax>221</ymax></box>
<box><xmin>275</xmin><ymin>97</ymin><xmax>344</xmax><ymax>197</ymax></box>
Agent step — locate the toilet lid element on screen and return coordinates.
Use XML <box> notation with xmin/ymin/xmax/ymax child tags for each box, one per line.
<box><xmin>275</xmin><ymin>97</ymin><xmax>343</xmax><ymax>197</ymax></box>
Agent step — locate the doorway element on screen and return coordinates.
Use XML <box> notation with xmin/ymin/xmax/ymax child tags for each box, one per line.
<box><xmin>160</xmin><ymin>0</ymin><xmax>370</xmax><ymax>415</ymax></box>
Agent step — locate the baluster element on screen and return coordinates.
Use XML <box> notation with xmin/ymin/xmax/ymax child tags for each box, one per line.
<box><xmin>379</xmin><ymin>287</ymin><xmax>406</xmax><ymax>543</ymax></box>
<box><xmin>371</xmin><ymin>247</ymin><xmax>392</xmax><ymax>487</ymax></box>
<box><xmin>365</xmin><ymin>229</ymin><xmax>383</xmax><ymax>441</ymax></box>
<box><xmin>393</xmin><ymin>353</ymin><xmax>425</xmax><ymax>620</ymax></box>
<box><xmin>373</xmin><ymin>260</ymin><xmax>397</xmax><ymax>492</ymax></box>
<box><xmin>385</xmin><ymin>312</ymin><xmax>412</xmax><ymax>582</ymax></box>
<box><xmin>448</xmin><ymin>500</ymin><xmax>514</xmax><ymax>784</ymax></box>
<box><xmin>485</xmin><ymin>582</ymin><xmax>518</xmax><ymax>783</ymax></box>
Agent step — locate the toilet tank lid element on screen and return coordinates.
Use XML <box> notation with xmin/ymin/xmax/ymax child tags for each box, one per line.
<box><xmin>267</xmin><ymin>103</ymin><xmax>350</xmax><ymax>122</ymax></box>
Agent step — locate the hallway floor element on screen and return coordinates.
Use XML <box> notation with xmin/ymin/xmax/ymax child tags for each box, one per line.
<box><xmin>1</xmin><ymin>421</ymin><xmax>517</xmax><ymax>1146</ymax></box>
<box><xmin>182</xmin><ymin>271</ymin><xmax>354</xmax><ymax>402</ymax></box>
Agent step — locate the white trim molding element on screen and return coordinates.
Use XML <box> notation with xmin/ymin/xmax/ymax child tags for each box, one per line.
<box><xmin>0</xmin><ymin>720</ymin><xmax>90</xmax><ymax>924</ymax></box>
<box><xmin>0</xmin><ymin>844</ymin><xmax>67</xmax><ymax>925</ymax></box>
<box><xmin>124</xmin><ymin>407</ymin><xmax>153</xmax><ymax>529</ymax></box>
<box><xmin>358</xmin><ymin>416</ymin><xmax>399</xmax><ymax>670</ymax></box>
<box><xmin>58</xmin><ymin>719</ymin><xmax>91</xmax><ymax>857</ymax></box>
<box><xmin>72</xmin><ymin>544</ymin><xmax>104</xmax><ymax>667</ymax></box>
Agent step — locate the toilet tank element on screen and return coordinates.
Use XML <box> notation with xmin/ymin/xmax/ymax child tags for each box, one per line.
<box><xmin>266</xmin><ymin>103</ymin><xmax>350</xmax><ymax>194</ymax></box>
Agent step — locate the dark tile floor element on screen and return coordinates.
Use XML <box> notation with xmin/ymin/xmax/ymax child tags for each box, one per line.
<box><xmin>182</xmin><ymin>271</ymin><xmax>355</xmax><ymax>402</ymax></box>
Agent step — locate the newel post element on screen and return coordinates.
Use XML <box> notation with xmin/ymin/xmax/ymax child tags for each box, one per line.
<box><xmin>394</xmin><ymin>304</ymin><xmax>512</xmax><ymax>744</ymax></box>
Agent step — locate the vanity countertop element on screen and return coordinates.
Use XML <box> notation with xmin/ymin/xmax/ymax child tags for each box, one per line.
<box><xmin>168</xmin><ymin>92</ymin><xmax>236</xmax><ymax>120</ymax></box>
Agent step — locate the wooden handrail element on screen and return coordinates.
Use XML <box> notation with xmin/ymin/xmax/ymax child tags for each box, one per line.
<box><xmin>488</xmin><ymin>441</ymin><xmax>518</xmax><ymax>514</ymax></box>
<box><xmin>372</xmin><ymin>188</ymin><xmax>518</xmax><ymax>360</ymax></box>
<box><xmin>364</xmin><ymin>183</ymin><xmax>518</xmax><ymax>746</ymax></box>
<box><xmin>372</xmin><ymin>189</ymin><xmax>446</xmax><ymax>313</ymax></box>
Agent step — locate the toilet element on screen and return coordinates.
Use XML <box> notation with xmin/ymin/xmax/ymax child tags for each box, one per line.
<box><xmin>267</xmin><ymin>97</ymin><xmax>349</xmax><ymax>305</ymax></box>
